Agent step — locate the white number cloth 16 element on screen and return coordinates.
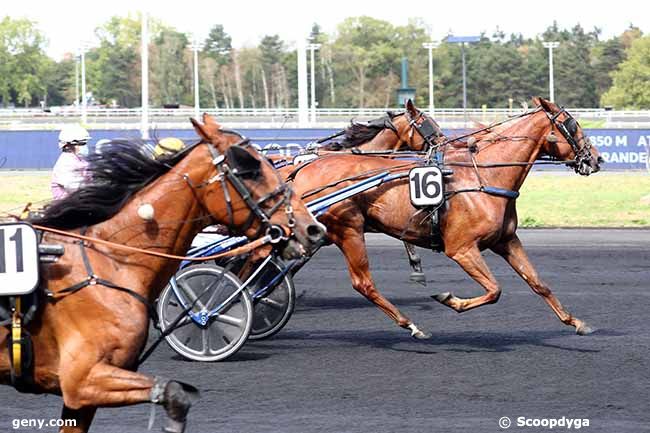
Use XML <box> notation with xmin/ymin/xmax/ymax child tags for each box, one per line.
<box><xmin>408</xmin><ymin>166</ymin><xmax>444</xmax><ymax>207</ymax></box>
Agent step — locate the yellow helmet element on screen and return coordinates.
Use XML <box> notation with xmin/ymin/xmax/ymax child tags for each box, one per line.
<box><xmin>153</xmin><ymin>137</ymin><xmax>185</xmax><ymax>158</ymax></box>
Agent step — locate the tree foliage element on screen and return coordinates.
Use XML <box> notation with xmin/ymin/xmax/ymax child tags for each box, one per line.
<box><xmin>601</xmin><ymin>36</ymin><xmax>650</xmax><ymax>109</ymax></box>
<box><xmin>0</xmin><ymin>14</ymin><xmax>647</xmax><ymax>109</ymax></box>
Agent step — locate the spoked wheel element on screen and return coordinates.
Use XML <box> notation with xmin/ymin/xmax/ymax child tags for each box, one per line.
<box><xmin>157</xmin><ymin>264</ymin><xmax>253</xmax><ymax>362</ymax></box>
<box><xmin>247</xmin><ymin>258</ymin><xmax>296</xmax><ymax>340</ymax></box>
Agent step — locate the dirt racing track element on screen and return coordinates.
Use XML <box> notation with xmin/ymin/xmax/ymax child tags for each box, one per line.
<box><xmin>0</xmin><ymin>229</ymin><xmax>648</xmax><ymax>433</ymax></box>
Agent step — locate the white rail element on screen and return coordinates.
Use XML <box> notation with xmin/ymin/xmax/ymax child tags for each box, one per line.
<box><xmin>2</xmin><ymin>107</ymin><xmax>650</xmax><ymax>130</ymax></box>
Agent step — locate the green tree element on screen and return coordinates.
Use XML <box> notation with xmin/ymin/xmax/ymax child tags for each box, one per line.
<box><xmin>592</xmin><ymin>37</ymin><xmax>626</xmax><ymax>98</ymax></box>
<box><xmin>552</xmin><ymin>24</ymin><xmax>599</xmax><ymax>106</ymax></box>
<box><xmin>151</xmin><ymin>29</ymin><xmax>190</xmax><ymax>106</ymax></box>
<box><xmin>601</xmin><ymin>36</ymin><xmax>650</xmax><ymax>109</ymax></box>
<box><xmin>0</xmin><ymin>17</ymin><xmax>49</xmax><ymax>107</ymax></box>
<box><xmin>203</xmin><ymin>24</ymin><xmax>232</xmax><ymax>65</ymax></box>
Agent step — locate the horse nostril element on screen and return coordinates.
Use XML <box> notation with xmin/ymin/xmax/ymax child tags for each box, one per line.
<box><xmin>597</xmin><ymin>156</ymin><xmax>604</xmax><ymax>164</ymax></box>
<box><xmin>306</xmin><ymin>223</ymin><xmax>326</xmax><ymax>243</ymax></box>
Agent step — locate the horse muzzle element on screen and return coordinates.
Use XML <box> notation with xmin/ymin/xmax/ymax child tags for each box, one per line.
<box><xmin>577</xmin><ymin>156</ymin><xmax>603</xmax><ymax>176</ymax></box>
<box><xmin>279</xmin><ymin>222</ymin><xmax>326</xmax><ymax>260</ymax></box>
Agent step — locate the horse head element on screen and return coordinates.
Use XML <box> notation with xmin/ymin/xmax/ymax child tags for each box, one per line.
<box><xmin>398</xmin><ymin>99</ymin><xmax>445</xmax><ymax>151</ymax></box>
<box><xmin>191</xmin><ymin>114</ymin><xmax>325</xmax><ymax>259</ymax></box>
<box><xmin>534</xmin><ymin>97</ymin><xmax>602</xmax><ymax>176</ymax></box>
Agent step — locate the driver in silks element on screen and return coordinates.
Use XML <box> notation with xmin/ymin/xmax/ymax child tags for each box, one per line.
<box><xmin>51</xmin><ymin>124</ymin><xmax>91</xmax><ymax>200</ymax></box>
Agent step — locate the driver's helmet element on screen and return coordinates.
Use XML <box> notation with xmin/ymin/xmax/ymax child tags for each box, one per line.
<box><xmin>153</xmin><ymin>137</ymin><xmax>185</xmax><ymax>158</ymax></box>
<box><xmin>58</xmin><ymin>124</ymin><xmax>91</xmax><ymax>149</ymax></box>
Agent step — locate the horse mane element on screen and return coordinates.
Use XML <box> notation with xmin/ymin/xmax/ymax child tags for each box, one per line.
<box><xmin>323</xmin><ymin>112</ymin><xmax>402</xmax><ymax>150</ymax></box>
<box><xmin>30</xmin><ymin>138</ymin><xmax>200</xmax><ymax>229</ymax></box>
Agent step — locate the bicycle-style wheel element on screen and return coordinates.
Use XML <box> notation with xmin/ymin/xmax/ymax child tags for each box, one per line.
<box><xmin>247</xmin><ymin>258</ymin><xmax>296</xmax><ymax>340</ymax></box>
<box><xmin>157</xmin><ymin>264</ymin><xmax>253</xmax><ymax>362</ymax></box>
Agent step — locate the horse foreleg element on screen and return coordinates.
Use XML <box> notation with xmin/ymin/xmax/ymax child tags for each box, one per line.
<box><xmin>432</xmin><ymin>245</ymin><xmax>502</xmax><ymax>312</ymax></box>
<box><xmin>403</xmin><ymin>242</ymin><xmax>426</xmax><ymax>286</ymax></box>
<box><xmin>492</xmin><ymin>235</ymin><xmax>594</xmax><ymax>335</ymax></box>
<box><xmin>334</xmin><ymin>228</ymin><xmax>430</xmax><ymax>339</ymax></box>
<box><xmin>59</xmin><ymin>406</ymin><xmax>96</xmax><ymax>433</ymax></box>
<box><xmin>60</xmin><ymin>363</ymin><xmax>198</xmax><ymax>433</ymax></box>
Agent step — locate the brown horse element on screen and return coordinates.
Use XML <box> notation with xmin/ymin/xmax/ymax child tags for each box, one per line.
<box><xmin>284</xmin><ymin>97</ymin><xmax>601</xmax><ymax>339</ymax></box>
<box><xmin>0</xmin><ymin>114</ymin><xmax>324</xmax><ymax>433</ymax></box>
<box><xmin>320</xmin><ymin>99</ymin><xmax>444</xmax><ymax>152</ymax></box>
<box><xmin>299</xmin><ymin>99</ymin><xmax>445</xmax><ymax>283</ymax></box>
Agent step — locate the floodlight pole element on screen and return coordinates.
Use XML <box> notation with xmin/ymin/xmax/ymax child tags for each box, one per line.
<box><xmin>461</xmin><ymin>42</ymin><xmax>467</xmax><ymax>120</ymax></box>
<box><xmin>191</xmin><ymin>38</ymin><xmax>203</xmax><ymax>121</ymax></box>
<box><xmin>307</xmin><ymin>43</ymin><xmax>321</xmax><ymax>124</ymax></box>
<box><xmin>422</xmin><ymin>42</ymin><xmax>439</xmax><ymax>114</ymax></box>
<box><xmin>74</xmin><ymin>57</ymin><xmax>79</xmax><ymax>107</ymax></box>
<box><xmin>543</xmin><ymin>41</ymin><xmax>560</xmax><ymax>102</ymax></box>
<box><xmin>446</xmin><ymin>35</ymin><xmax>480</xmax><ymax>125</ymax></box>
<box><xmin>80</xmin><ymin>47</ymin><xmax>88</xmax><ymax>125</ymax></box>
<box><xmin>297</xmin><ymin>39</ymin><xmax>308</xmax><ymax>127</ymax></box>
<box><xmin>141</xmin><ymin>12</ymin><xmax>149</xmax><ymax>140</ymax></box>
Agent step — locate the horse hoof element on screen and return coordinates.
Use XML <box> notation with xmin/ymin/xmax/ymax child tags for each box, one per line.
<box><xmin>412</xmin><ymin>330</ymin><xmax>432</xmax><ymax>340</ymax></box>
<box><xmin>162</xmin><ymin>419</ymin><xmax>186</xmax><ymax>433</ymax></box>
<box><xmin>431</xmin><ymin>292</ymin><xmax>452</xmax><ymax>304</ymax></box>
<box><xmin>576</xmin><ymin>322</ymin><xmax>595</xmax><ymax>336</ymax></box>
<box><xmin>407</xmin><ymin>323</ymin><xmax>431</xmax><ymax>339</ymax></box>
<box><xmin>409</xmin><ymin>272</ymin><xmax>427</xmax><ymax>285</ymax></box>
<box><xmin>161</xmin><ymin>381</ymin><xmax>195</xmax><ymax>433</ymax></box>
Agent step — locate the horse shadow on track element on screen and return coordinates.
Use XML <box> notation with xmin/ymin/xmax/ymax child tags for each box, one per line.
<box><xmin>295</xmin><ymin>294</ymin><xmax>437</xmax><ymax>313</ymax></box>
<box><xmin>266</xmin><ymin>328</ymin><xmax>603</xmax><ymax>357</ymax></box>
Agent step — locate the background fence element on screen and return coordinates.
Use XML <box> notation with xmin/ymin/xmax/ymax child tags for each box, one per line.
<box><xmin>3</xmin><ymin>108</ymin><xmax>650</xmax><ymax>130</ymax></box>
<box><xmin>1</xmin><ymin>128</ymin><xmax>648</xmax><ymax>170</ymax></box>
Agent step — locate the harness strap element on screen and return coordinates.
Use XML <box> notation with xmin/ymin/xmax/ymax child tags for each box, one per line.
<box><xmin>32</xmin><ymin>224</ymin><xmax>272</xmax><ymax>262</ymax></box>
<box><xmin>52</xmin><ymin>236</ymin><xmax>159</xmax><ymax>325</ymax></box>
<box><xmin>446</xmin><ymin>186</ymin><xmax>520</xmax><ymax>199</ymax></box>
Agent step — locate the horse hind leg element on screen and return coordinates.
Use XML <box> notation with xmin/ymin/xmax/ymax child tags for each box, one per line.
<box><xmin>403</xmin><ymin>242</ymin><xmax>426</xmax><ymax>286</ymax></box>
<box><xmin>431</xmin><ymin>245</ymin><xmax>502</xmax><ymax>312</ymax></box>
<box><xmin>60</xmin><ymin>363</ymin><xmax>198</xmax><ymax>433</ymax></box>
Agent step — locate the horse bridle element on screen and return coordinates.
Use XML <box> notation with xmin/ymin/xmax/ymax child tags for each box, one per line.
<box><xmin>543</xmin><ymin>107</ymin><xmax>595</xmax><ymax>172</ymax></box>
<box><xmin>404</xmin><ymin>109</ymin><xmax>444</xmax><ymax>150</ymax></box>
<box><xmin>202</xmin><ymin>138</ymin><xmax>295</xmax><ymax>242</ymax></box>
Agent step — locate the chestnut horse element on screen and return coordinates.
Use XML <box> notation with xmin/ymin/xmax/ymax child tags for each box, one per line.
<box><xmin>285</xmin><ymin>98</ymin><xmax>601</xmax><ymax>339</ymax></box>
<box><xmin>308</xmin><ymin>99</ymin><xmax>445</xmax><ymax>283</ymax></box>
<box><xmin>0</xmin><ymin>114</ymin><xmax>324</xmax><ymax>433</ymax></box>
<box><xmin>320</xmin><ymin>99</ymin><xmax>444</xmax><ymax>153</ymax></box>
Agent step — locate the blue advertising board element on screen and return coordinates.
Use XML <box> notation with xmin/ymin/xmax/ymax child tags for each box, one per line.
<box><xmin>0</xmin><ymin>128</ymin><xmax>648</xmax><ymax>170</ymax></box>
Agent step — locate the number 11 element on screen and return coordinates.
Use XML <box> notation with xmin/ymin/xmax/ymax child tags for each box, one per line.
<box><xmin>0</xmin><ymin>228</ymin><xmax>24</xmax><ymax>273</ymax></box>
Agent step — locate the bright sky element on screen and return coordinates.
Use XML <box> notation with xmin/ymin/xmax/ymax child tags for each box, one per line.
<box><xmin>3</xmin><ymin>0</ymin><xmax>647</xmax><ymax>60</ymax></box>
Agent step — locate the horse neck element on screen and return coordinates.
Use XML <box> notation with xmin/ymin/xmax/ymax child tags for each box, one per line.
<box><xmin>473</xmin><ymin>112</ymin><xmax>549</xmax><ymax>191</ymax></box>
<box><xmin>356</xmin><ymin>128</ymin><xmax>401</xmax><ymax>151</ymax></box>
<box><xmin>89</xmin><ymin>148</ymin><xmax>213</xmax><ymax>298</ymax></box>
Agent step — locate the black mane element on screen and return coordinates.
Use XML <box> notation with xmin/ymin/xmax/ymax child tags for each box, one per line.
<box><xmin>31</xmin><ymin>138</ymin><xmax>199</xmax><ymax>229</ymax></box>
<box><xmin>323</xmin><ymin>112</ymin><xmax>402</xmax><ymax>150</ymax></box>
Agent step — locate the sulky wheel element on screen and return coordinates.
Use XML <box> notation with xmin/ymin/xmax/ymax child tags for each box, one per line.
<box><xmin>247</xmin><ymin>258</ymin><xmax>296</xmax><ymax>340</ymax></box>
<box><xmin>157</xmin><ymin>264</ymin><xmax>253</xmax><ymax>362</ymax></box>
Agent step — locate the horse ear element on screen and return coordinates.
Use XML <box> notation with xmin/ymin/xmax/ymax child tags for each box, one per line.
<box><xmin>405</xmin><ymin>99</ymin><xmax>417</xmax><ymax>116</ymax></box>
<box><xmin>535</xmin><ymin>97</ymin><xmax>559</xmax><ymax>114</ymax></box>
<box><xmin>191</xmin><ymin>118</ymin><xmax>211</xmax><ymax>142</ymax></box>
<box><xmin>202</xmin><ymin>113</ymin><xmax>222</xmax><ymax>130</ymax></box>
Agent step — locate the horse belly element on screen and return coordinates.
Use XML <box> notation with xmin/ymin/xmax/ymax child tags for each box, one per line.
<box><xmin>362</xmin><ymin>187</ymin><xmax>434</xmax><ymax>248</ymax></box>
